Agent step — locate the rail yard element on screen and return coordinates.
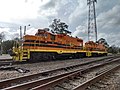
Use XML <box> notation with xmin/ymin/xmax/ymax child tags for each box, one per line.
<box><xmin>0</xmin><ymin>0</ymin><xmax>119</xmax><ymax>90</ymax></box>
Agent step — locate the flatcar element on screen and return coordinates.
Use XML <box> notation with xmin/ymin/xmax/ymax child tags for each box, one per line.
<box><xmin>10</xmin><ymin>28</ymin><xmax>107</xmax><ymax>61</ymax></box>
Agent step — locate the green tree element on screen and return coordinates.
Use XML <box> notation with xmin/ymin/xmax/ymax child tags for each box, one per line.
<box><xmin>2</xmin><ymin>40</ymin><xmax>14</xmax><ymax>54</ymax></box>
<box><xmin>49</xmin><ymin>19</ymin><xmax>71</xmax><ymax>34</ymax></box>
<box><xmin>97</xmin><ymin>38</ymin><xmax>109</xmax><ymax>48</ymax></box>
<box><xmin>107</xmin><ymin>45</ymin><xmax>119</xmax><ymax>54</ymax></box>
<box><xmin>0</xmin><ymin>32</ymin><xmax>5</xmax><ymax>55</ymax></box>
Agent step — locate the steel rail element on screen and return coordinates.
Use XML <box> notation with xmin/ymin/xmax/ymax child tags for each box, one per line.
<box><xmin>30</xmin><ymin>58</ymin><xmax>120</xmax><ymax>90</ymax></box>
<box><xmin>0</xmin><ymin>61</ymin><xmax>13</xmax><ymax>67</ymax></box>
<box><xmin>0</xmin><ymin>55</ymin><xmax>116</xmax><ymax>67</ymax></box>
<box><xmin>3</xmin><ymin>58</ymin><xmax>120</xmax><ymax>90</ymax></box>
<box><xmin>0</xmin><ymin>56</ymin><xmax>116</xmax><ymax>89</ymax></box>
<box><xmin>73</xmin><ymin>64</ymin><xmax>120</xmax><ymax>90</ymax></box>
<box><xmin>0</xmin><ymin>59</ymin><xmax>12</xmax><ymax>61</ymax></box>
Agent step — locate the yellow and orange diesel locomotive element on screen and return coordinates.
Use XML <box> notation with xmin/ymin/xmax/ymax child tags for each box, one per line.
<box><xmin>11</xmin><ymin>28</ymin><xmax>107</xmax><ymax>61</ymax></box>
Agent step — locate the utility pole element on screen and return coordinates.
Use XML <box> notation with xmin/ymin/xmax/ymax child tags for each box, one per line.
<box><xmin>24</xmin><ymin>26</ymin><xmax>26</xmax><ymax>35</ymax></box>
<box><xmin>20</xmin><ymin>26</ymin><xmax>22</xmax><ymax>40</ymax></box>
<box><xmin>24</xmin><ymin>24</ymin><xmax>30</xmax><ymax>35</ymax></box>
<box><xmin>87</xmin><ymin>0</ymin><xmax>97</xmax><ymax>42</ymax></box>
<box><xmin>19</xmin><ymin>24</ymin><xmax>30</xmax><ymax>46</ymax></box>
<box><xmin>0</xmin><ymin>37</ymin><xmax>2</xmax><ymax>55</ymax></box>
<box><xmin>19</xmin><ymin>26</ymin><xmax>22</xmax><ymax>47</ymax></box>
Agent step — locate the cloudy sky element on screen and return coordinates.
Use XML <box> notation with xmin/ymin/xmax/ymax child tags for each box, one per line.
<box><xmin>0</xmin><ymin>0</ymin><xmax>120</xmax><ymax>46</ymax></box>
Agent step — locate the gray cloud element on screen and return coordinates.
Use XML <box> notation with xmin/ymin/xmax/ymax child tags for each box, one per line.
<box><xmin>97</xmin><ymin>5</ymin><xmax>120</xmax><ymax>29</ymax></box>
<box><xmin>69</xmin><ymin>0</ymin><xmax>120</xmax><ymax>46</ymax></box>
<box><xmin>40</xmin><ymin>0</ymin><xmax>58</xmax><ymax>9</ymax></box>
<box><xmin>0</xmin><ymin>0</ymin><xmax>120</xmax><ymax>46</ymax></box>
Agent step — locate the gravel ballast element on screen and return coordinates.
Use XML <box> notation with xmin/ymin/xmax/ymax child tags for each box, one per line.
<box><xmin>0</xmin><ymin>56</ymin><xmax>110</xmax><ymax>80</ymax></box>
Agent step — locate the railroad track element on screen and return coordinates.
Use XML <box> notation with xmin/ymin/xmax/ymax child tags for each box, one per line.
<box><xmin>0</xmin><ymin>56</ymin><xmax>120</xmax><ymax>90</ymax></box>
<box><xmin>73</xmin><ymin>64</ymin><xmax>120</xmax><ymax>90</ymax></box>
<box><xmin>0</xmin><ymin>55</ymin><xmax>117</xmax><ymax>67</ymax></box>
<box><xmin>0</xmin><ymin>55</ymin><xmax>117</xmax><ymax>73</ymax></box>
<box><xmin>0</xmin><ymin>60</ymin><xmax>13</xmax><ymax>67</ymax></box>
<box><xmin>30</xmin><ymin>58</ymin><xmax>120</xmax><ymax>90</ymax></box>
<box><xmin>0</xmin><ymin>55</ymin><xmax>117</xmax><ymax>66</ymax></box>
<box><xmin>0</xmin><ymin>55</ymin><xmax>116</xmax><ymax>71</ymax></box>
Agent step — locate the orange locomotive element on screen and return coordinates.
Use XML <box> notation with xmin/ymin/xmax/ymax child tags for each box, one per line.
<box><xmin>21</xmin><ymin>28</ymin><xmax>84</xmax><ymax>61</ymax></box>
<box><xmin>11</xmin><ymin>28</ymin><xmax>107</xmax><ymax>61</ymax></box>
<box><xmin>85</xmin><ymin>41</ymin><xmax>107</xmax><ymax>56</ymax></box>
<box><xmin>10</xmin><ymin>19</ymin><xmax>107</xmax><ymax>61</ymax></box>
